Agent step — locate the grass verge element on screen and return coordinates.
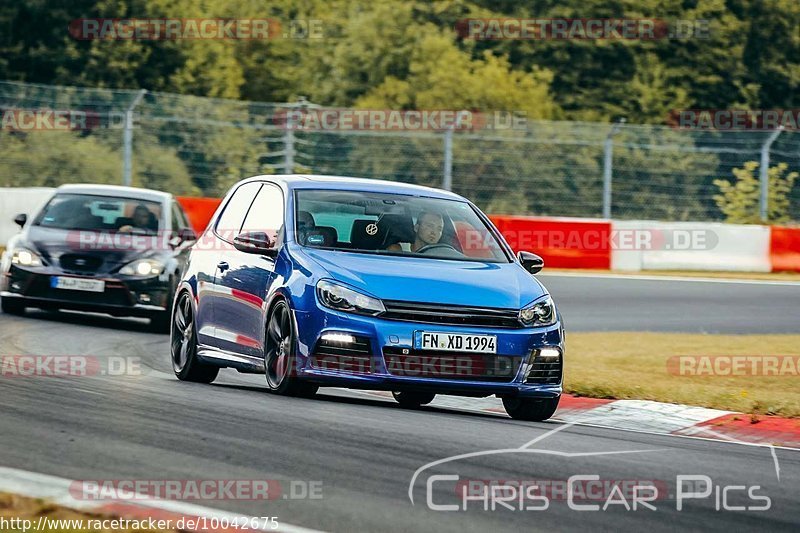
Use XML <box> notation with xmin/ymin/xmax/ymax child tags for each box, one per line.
<box><xmin>0</xmin><ymin>493</ymin><xmax>173</xmax><ymax>532</ymax></box>
<box><xmin>566</xmin><ymin>332</ymin><xmax>800</xmax><ymax>418</ymax></box>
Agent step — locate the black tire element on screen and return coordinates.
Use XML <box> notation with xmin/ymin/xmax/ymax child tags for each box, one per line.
<box><xmin>264</xmin><ymin>300</ymin><xmax>318</xmax><ymax>397</ymax></box>
<box><xmin>149</xmin><ymin>312</ymin><xmax>171</xmax><ymax>333</ymax></box>
<box><xmin>1</xmin><ymin>297</ymin><xmax>25</xmax><ymax>315</ymax></box>
<box><xmin>393</xmin><ymin>391</ymin><xmax>436</xmax><ymax>408</ymax></box>
<box><xmin>171</xmin><ymin>291</ymin><xmax>219</xmax><ymax>383</ymax></box>
<box><xmin>148</xmin><ymin>276</ymin><xmax>176</xmax><ymax>333</ymax></box>
<box><xmin>503</xmin><ymin>397</ymin><xmax>560</xmax><ymax>421</ymax></box>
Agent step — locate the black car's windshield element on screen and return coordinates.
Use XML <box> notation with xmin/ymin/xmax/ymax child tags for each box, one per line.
<box><xmin>34</xmin><ymin>193</ymin><xmax>163</xmax><ymax>233</ymax></box>
<box><xmin>294</xmin><ymin>190</ymin><xmax>510</xmax><ymax>262</ymax></box>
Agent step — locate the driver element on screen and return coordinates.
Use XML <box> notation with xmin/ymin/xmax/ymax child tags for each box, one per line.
<box><xmin>388</xmin><ymin>210</ymin><xmax>443</xmax><ymax>252</ymax></box>
<box><xmin>118</xmin><ymin>204</ymin><xmax>153</xmax><ymax>233</ymax></box>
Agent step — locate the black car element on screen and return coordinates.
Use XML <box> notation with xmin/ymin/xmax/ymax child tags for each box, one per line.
<box><xmin>0</xmin><ymin>184</ymin><xmax>197</xmax><ymax>332</ymax></box>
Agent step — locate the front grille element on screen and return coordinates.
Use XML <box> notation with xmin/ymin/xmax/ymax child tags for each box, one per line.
<box><xmin>525</xmin><ymin>352</ymin><xmax>563</xmax><ymax>385</ymax></box>
<box><xmin>382</xmin><ymin>300</ymin><xmax>521</xmax><ymax>328</ymax></box>
<box><xmin>59</xmin><ymin>254</ymin><xmax>103</xmax><ymax>274</ymax></box>
<box><xmin>310</xmin><ymin>335</ymin><xmax>375</xmax><ymax>373</ymax></box>
<box><xmin>383</xmin><ymin>347</ymin><xmax>521</xmax><ymax>382</ymax></box>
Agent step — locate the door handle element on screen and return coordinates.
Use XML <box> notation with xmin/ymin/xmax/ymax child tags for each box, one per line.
<box><xmin>217</xmin><ymin>261</ymin><xmax>229</xmax><ymax>272</ymax></box>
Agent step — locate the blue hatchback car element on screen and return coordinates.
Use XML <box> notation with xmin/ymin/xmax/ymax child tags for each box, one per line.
<box><xmin>171</xmin><ymin>175</ymin><xmax>564</xmax><ymax>421</ymax></box>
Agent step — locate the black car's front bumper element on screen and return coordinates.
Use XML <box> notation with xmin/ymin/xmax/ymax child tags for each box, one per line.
<box><xmin>1</xmin><ymin>265</ymin><xmax>170</xmax><ymax>317</ymax></box>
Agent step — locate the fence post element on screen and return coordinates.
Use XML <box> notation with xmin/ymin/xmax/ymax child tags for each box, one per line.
<box><xmin>759</xmin><ymin>126</ymin><xmax>783</xmax><ymax>222</ymax></box>
<box><xmin>122</xmin><ymin>89</ymin><xmax>147</xmax><ymax>187</ymax></box>
<box><xmin>284</xmin><ymin>126</ymin><xmax>295</xmax><ymax>174</ymax></box>
<box><xmin>442</xmin><ymin>111</ymin><xmax>470</xmax><ymax>191</ymax></box>
<box><xmin>602</xmin><ymin>118</ymin><xmax>625</xmax><ymax>219</ymax></box>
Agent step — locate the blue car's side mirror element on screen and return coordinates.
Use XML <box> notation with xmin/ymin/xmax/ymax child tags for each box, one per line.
<box><xmin>517</xmin><ymin>251</ymin><xmax>544</xmax><ymax>274</ymax></box>
<box><xmin>14</xmin><ymin>213</ymin><xmax>27</xmax><ymax>228</ymax></box>
<box><xmin>233</xmin><ymin>231</ymin><xmax>279</xmax><ymax>257</ymax></box>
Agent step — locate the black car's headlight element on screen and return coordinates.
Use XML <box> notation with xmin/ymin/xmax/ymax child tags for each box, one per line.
<box><xmin>119</xmin><ymin>259</ymin><xmax>165</xmax><ymax>277</ymax></box>
<box><xmin>11</xmin><ymin>247</ymin><xmax>44</xmax><ymax>267</ymax></box>
<box><xmin>316</xmin><ymin>280</ymin><xmax>385</xmax><ymax>316</ymax></box>
<box><xmin>519</xmin><ymin>295</ymin><xmax>557</xmax><ymax>327</ymax></box>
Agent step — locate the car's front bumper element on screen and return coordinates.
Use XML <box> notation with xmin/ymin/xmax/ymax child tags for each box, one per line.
<box><xmin>1</xmin><ymin>265</ymin><xmax>171</xmax><ymax>317</ymax></box>
<box><xmin>293</xmin><ymin>305</ymin><xmax>564</xmax><ymax>399</ymax></box>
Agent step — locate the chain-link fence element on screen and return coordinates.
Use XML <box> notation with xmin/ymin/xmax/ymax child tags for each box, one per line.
<box><xmin>1</xmin><ymin>80</ymin><xmax>798</xmax><ymax>222</ymax></box>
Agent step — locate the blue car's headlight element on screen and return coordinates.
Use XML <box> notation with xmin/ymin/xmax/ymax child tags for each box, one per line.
<box><xmin>519</xmin><ymin>295</ymin><xmax>556</xmax><ymax>327</ymax></box>
<box><xmin>316</xmin><ymin>280</ymin><xmax>385</xmax><ymax>316</ymax></box>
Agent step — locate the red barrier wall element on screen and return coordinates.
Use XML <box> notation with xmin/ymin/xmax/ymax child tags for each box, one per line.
<box><xmin>176</xmin><ymin>196</ymin><xmax>222</xmax><ymax>233</ymax></box>
<box><xmin>770</xmin><ymin>226</ymin><xmax>800</xmax><ymax>272</ymax></box>
<box><xmin>489</xmin><ymin>215</ymin><xmax>612</xmax><ymax>269</ymax></box>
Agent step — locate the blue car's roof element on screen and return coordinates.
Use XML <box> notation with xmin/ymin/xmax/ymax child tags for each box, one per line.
<box><xmin>242</xmin><ymin>174</ymin><xmax>467</xmax><ymax>202</ymax></box>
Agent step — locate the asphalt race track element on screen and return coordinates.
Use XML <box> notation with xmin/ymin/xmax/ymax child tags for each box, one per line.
<box><xmin>1</xmin><ymin>274</ymin><xmax>799</xmax><ymax>531</ymax></box>
<box><xmin>540</xmin><ymin>273</ymin><xmax>800</xmax><ymax>333</ymax></box>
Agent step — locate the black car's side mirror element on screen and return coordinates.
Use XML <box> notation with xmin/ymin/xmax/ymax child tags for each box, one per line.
<box><xmin>14</xmin><ymin>213</ymin><xmax>27</xmax><ymax>228</ymax></box>
<box><xmin>233</xmin><ymin>231</ymin><xmax>279</xmax><ymax>257</ymax></box>
<box><xmin>517</xmin><ymin>251</ymin><xmax>544</xmax><ymax>274</ymax></box>
<box><xmin>178</xmin><ymin>228</ymin><xmax>197</xmax><ymax>243</ymax></box>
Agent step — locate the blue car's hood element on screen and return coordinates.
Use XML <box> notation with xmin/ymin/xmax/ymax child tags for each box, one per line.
<box><xmin>299</xmin><ymin>248</ymin><xmax>546</xmax><ymax>309</ymax></box>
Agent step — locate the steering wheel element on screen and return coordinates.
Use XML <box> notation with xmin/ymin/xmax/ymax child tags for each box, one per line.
<box><xmin>416</xmin><ymin>243</ymin><xmax>461</xmax><ymax>255</ymax></box>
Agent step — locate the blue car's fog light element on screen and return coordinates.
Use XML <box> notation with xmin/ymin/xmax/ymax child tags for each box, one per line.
<box><xmin>522</xmin><ymin>347</ymin><xmax>563</xmax><ymax>385</ymax></box>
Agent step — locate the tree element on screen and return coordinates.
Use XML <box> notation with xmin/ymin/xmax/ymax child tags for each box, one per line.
<box><xmin>713</xmin><ymin>161</ymin><xmax>798</xmax><ymax>223</ymax></box>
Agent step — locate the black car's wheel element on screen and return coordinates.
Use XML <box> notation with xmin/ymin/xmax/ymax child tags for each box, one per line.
<box><xmin>1</xmin><ymin>297</ymin><xmax>25</xmax><ymax>315</ymax></box>
<box><xmin>393</xmin><ymin>391</ymin><xmax>436</xmax><ymax>408</ymax></box>
<box><xmin>502</xmin><ymin>397</ymin><xmax>560</xmax><ymax>421</ymax></box>
<box><xmin>264</xmin><ymin>300</ymin><xmax>318</xmax><ymax>397</ymax></box>
<box><xmin>171</xmin><ymin>291</ymin><xmax>219</xmax><ymax>383</ymax></box>
<box><xmin>148</xmin><ymin>276</ymin><xmax>176</xmax><ymax>334</ymax></box>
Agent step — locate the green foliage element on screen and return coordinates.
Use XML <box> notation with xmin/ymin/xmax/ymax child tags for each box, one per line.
<box><xmin>713</xmin><ymin>161</ymin><xmax>799</xmax><ymax>224</ymax></box>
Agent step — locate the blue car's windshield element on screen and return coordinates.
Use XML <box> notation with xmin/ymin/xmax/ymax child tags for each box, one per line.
<box><xmin>294</xmin><ymin>190</ymin><xmax>510</xmax><ymax>263</ymax></box>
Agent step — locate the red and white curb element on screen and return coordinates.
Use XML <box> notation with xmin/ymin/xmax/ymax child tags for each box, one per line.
<box><xmin>0</xmin><ymin>466</ymin><xmax>323</xmax><ymax>533</ymax></box>
<box><xmin>358</xmin><ymin>390</ymin><xmax>800</xmax><ymax>449</ymax></box>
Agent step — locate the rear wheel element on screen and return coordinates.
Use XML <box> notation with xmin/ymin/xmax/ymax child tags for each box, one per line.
<box><xmin>503</xmin><ymin>397</ymin><xmax>560</xmax><ymax>421</ymax></box>
<box><xmin>1</xmin><ymin>297</ymin><xmax>25</xmax><ymax>315</ymax></box>
<box><xmin>171</xmin><ymin>291</ymin><xmax>219</xmax><ymax>383</ymax></box>
<box><xmin>393</xmin><ymin>391</ymin><xmax>436</xmax><ymax>408</ymax></box>
<box><xmin>264</xmin><ymin>300</ymin><xmax>318</xmax><ymax>397</ymax></box>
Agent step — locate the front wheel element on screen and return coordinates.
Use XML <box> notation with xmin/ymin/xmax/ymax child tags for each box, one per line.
<box><xmin>393</xmin><ymin>391</ymin><xmax>436</xmax><ymax>408</ymax></box>
<box><xmin>1</xmin><ymin>297</ymin><xmax>25</xmax><ymax>315</ymax></box>
<box><xmin>503</xmin><ymin>397</ymin><xmax>560</xmax><ymax>421</ymax></box>
<box><xmin>171</xmin><ymin>291</ymin><xmax>219</xmax><ymax>383</ymax></box>
<box><xmin>264</xmin><ymin>300</ymin><xmax>318</xmax><ymax>397</ymax></box>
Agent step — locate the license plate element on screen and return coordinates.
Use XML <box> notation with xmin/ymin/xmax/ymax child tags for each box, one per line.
<box><xmin>50</xmin><ymin>276</ymin><xmax>105</xmax><ymax>293</ymax></box>
<box><xmin>414</xmin><ymin>331</ymin><xmax>497</xmax><ymax>354</ymax></box>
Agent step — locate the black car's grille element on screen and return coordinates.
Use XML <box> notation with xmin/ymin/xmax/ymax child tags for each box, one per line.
<box><xmin>525</xmin><ymin>351</ymin><xmax>563</xmax><ymax>385</ymax></box>
<box><xmin>25</xmin><ymin>275</ymin><xmax>132</xmax><ymax>306</ymax></box>
<box><xmin>381</xmin><ymin>300</ymin><xmax>522</xmax><ymax>328</ymax></box>
<box><xmin>59</xmin><ymin>254</ymin><xmax>103</xmax><ymax>274</ymax></box>
<box><xmin>310</xmin><ymin>335</ymin><xmax>375</xmax><ymax>373</ymax></box>
<box><xmin>383</xmin><ymin>347</ymin><xmax>521</xmax><ymax>382</ymax></box>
